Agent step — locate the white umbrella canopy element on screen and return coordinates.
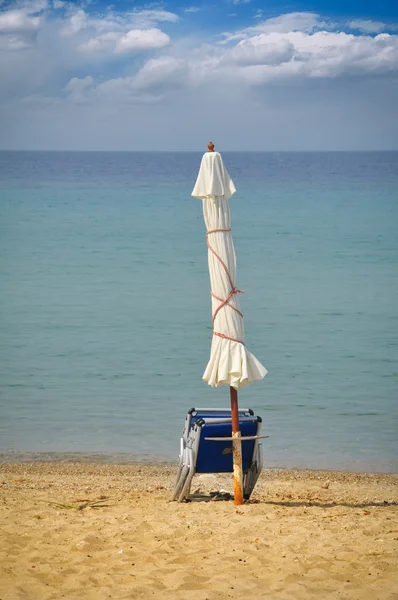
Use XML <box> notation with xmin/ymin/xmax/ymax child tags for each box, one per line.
<box><xmin>192</xmin><ymin>149</ymin><xmax>267</xmax><ymax>389</ymax></box>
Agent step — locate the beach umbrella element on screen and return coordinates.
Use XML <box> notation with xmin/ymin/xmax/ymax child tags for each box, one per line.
<box><xmin>192</xmin><ymin>142</ymin><xmax>267</xmax><ymax>505</ymax></box>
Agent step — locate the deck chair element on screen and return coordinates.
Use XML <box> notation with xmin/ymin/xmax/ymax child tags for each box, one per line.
<box><xmin>175</xmin><ymin>407</ymin><xmax>255</xmax><ymax>498</ymax></box>
<box><xmin>172</xmin><ymin>408</ymin><xmax>265</xmax><ymax>502</ymax></box>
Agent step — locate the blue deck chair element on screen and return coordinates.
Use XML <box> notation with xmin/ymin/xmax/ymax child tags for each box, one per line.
<box><xmin>175</xmin><ymin>407</ymin><xmax>255</xmax><ymax>495</ymax></box>
<box><xmin>172</xmin><ymin>408</ymin><xmax>265</xmax><ymax>502</ymax></box>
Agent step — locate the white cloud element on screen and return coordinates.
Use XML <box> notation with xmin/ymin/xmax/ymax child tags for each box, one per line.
<box><xmin>0</xmin><ymin>8</ymin><xmax>41</xmax><ymax>50</ymax></box>
<box><xmin>349</xmin><ymin>20</ymin><xmax>385</xmax><ymax>33</ymax></box>
<box><xmin>0</xmin><ymin>9</ymin><xmax>41</xmax><ymax>33</ymax></box>
<box><xmin>60</xmin><ymin>8</ymin><xmax>87</xmax><ymax>36</ymax></box>
<box><xmin>209</xmin><ymin>27</ymin><xmax>398</xmax><ymax>84</ymax></box>
<box><xmin>128</xmin><ymin>10</ymin><xmax>179</xmax><ymax>27</ymax></box>
<box><xmin>133</xmin><ymin>56</ymin><xmax>188</xmax><ymax>91</ymax></box>
<box><xmin>61</xmin><ymin>8</ymin><xmax>179</xmax><ymax>36</ymax></box>
<box><xmin>228</xmin><ymin>38</ymin><xmax>294</xmax><ymax>66</ymax></box>
<box><xmin>0</xmin><ymin>36</ymin><xmax>27</xmax><ymax>50</ymax></box>
<box><xmin>65</xmin><ymin>74</ymin><xmax>94</xmax><ymax>94</ymax></box>
<box><xmin>114</xmin><ymin>28</ymin><xmax>170</xmax><ymax>54</ymax></box>
<box><xmin>62</xmin><ymin>55</ymin><xmax>188</xmax><ymax>105</ymax></box>
<box><xmin>65</xmin><ymin>75</ymin><xmax>95</xmax><ymax>102</ymax></box>
<box><xmin>79</xmin><ymin>31</ymin><xmax>120</xmax><ymax>53</ymax></box>
<box><xmin>246</xmin><ymin>12</ymin><xmax>322</xmax><ymax>34</ymax></box>
<box><xmin>1</xmin><ymin>8</ymin><xmax>398</xmax><ymax>150</ymax></box>
<box><xmin>222</xmin><ymin>12</ymin><xmax>325</xmax><ymax>42</ymax></box>
<box><xmin>14</xmin><ymin>0</ymin><xmax>49</xmax><ymax>14</ymax></box>
<box><xmin>184</xmin><ymin>7</ymin><xmax>200</xmax><ymax>13</ymax></box>
<box><xmin>76</xmin><ymin>56</ymin><xmax>188</xmax><ymax>102</ymax></box>
<box><xmin>59</xmin><ymin>7</ymin><xmax>177</xmax><ymax>57</ymax></box>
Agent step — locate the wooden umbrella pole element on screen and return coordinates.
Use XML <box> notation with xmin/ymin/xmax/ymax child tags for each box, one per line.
<box><xmin>230</xmin><ymin>386</ymin><xmax>244</xmax><ymax>505</ymax></box>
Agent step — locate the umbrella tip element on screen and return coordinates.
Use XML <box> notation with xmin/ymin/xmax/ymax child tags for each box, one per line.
<box><xmin>208</xmin><ymin>141</ymin><xmax>215</xmax><ymax>152</ymax></box>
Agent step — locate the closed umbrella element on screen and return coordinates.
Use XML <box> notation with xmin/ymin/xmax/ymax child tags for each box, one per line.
<box><xmin>192</xmin><ymin>143</ymin><xmax>267</xmax><ymax>504</ymax></box>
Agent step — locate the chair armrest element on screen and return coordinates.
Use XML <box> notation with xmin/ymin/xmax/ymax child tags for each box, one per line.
<box><xmin>204</xmin><ymin>435</ymin><xmax>269</xmax><ymax>441</ymax></box>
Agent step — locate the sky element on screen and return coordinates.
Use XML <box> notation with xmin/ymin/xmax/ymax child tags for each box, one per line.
<box><xmin>0</xmin><ymin>0</ymin><xmax>397</xmax><ymax>150</ymax></box>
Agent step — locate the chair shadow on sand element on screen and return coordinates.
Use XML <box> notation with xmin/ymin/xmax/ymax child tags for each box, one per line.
<box><xmin>261</xmin><ymin>499</ymin><xmax>398</xmax><ymax>509</ymax></box>
<box><xmin>183</xmin><ymin>494</ymin><xmax>397</xmax><ymax>508</ymax></box>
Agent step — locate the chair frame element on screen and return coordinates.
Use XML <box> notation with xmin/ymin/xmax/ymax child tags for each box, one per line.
<box><xmin>172</xmin><ymin>408</ymin><xmax>264</xmax><ymax>503</ymax></box>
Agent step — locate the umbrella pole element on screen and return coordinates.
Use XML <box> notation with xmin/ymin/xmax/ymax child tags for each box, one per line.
<box><xmin>230</xmin><ymin>386</ymin><xmax>244</xmax><ymax>505</ymax></box>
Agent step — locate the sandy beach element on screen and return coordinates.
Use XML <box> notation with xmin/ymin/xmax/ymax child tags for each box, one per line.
<box><xmin>1</xmin><ymin>463</ymin><xmax>397</xmax><ymax>600</ymax></box>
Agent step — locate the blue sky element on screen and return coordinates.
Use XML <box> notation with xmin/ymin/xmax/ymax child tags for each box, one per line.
<box><xmin>0</xmin><ymin>0</ymin><xmax>397</xmax><ymax>150</ymax></box>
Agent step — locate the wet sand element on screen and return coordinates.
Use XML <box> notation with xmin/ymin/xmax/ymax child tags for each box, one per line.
<box><xmin>1</xmin><ymin>463</ymin><xmax>397</xmax><ymax>599</ymax></box>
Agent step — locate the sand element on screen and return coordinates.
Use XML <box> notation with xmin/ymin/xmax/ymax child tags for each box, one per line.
<box><xmin>1</xmin><ymin>463</ymin><xmax>397</xmax><ymax>600</ymax></box>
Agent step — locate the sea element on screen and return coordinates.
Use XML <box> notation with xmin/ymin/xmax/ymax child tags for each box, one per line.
<box><xmin>0</xmin><ymin>151</ymin><xmax>397</xmax><ymax>473</ymax></box>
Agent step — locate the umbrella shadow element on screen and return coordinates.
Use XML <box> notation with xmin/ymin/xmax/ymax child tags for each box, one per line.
<box><xmin>185</xmin><ymin>495</ymin><xmax>398</xmax><ymax>508</ymax></box>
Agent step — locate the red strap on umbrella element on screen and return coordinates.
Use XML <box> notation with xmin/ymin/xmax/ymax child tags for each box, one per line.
<box><xmin>212</xmin><ymin>331</ymin><xmax>245</xmax><ymax>345</ymax></box>
<box><xmin>206</xmin><ymin>228</ymin><xmax>244</xmax><ymax>345</ymax></box>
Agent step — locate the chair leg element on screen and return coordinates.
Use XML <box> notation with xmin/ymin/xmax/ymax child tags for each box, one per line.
<box><xmin>173</xmin><ymin>464</ymin><xmax>189</xmax><ymax>501</ymax></box>
<box><xmin>171</xmin><ymin>439</ymin><xmax>188</xmax><ymax>501</ymax></box>
<box><xmin>178</xmin><ymin>449</ymin><xmax>195</xmax><ymax>502</ymax></box>
<box><xmin>258</xmin><ymin>443</ymin><xmax>264</xmax><ymax>471</ymax></box>
<box><xmin>171</xmin><ymin>467</ymin><xmax>183</xmax><ymax>501</ymax></box>
<box><xmin>243</xmin><ymin>466</ymin><xmax>255</xmax><ymax>500</ymax></box>
<box><xmin>172</xmin><ymin>463</ymin><xmax>184</xmax><ymax>498</ymax></box>
<box><xmin>243</xmin><ymin>445</ymin><xmax>263</xmax><ymax>500</ymax></box>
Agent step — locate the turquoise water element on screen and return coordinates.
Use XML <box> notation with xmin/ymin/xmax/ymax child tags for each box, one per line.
<box><xmin>0</xmin><ymin>151</ymin><xmax>397</xmax><ymax>472</ymax></box>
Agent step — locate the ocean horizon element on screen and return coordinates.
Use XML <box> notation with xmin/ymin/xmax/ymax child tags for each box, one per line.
<box><xmin>0</xmin><ymin>150</ymin><xmax>397</xmax><ymax>473</ymax></box>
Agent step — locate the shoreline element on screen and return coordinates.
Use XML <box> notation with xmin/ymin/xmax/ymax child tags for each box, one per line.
<box><xmin>0</xmin><ymin>451</ymin><xmax>397</xmax><ymax>475</ymax></box>
<box><xmin>0</xmin><ymin>451</ymin><xmax>177</xmax><ymax>466</ymax></box>
<box><xmin>1</xmin><ymin>463</ymin><xmax>397</xmax><ymax>599</ymax></box>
